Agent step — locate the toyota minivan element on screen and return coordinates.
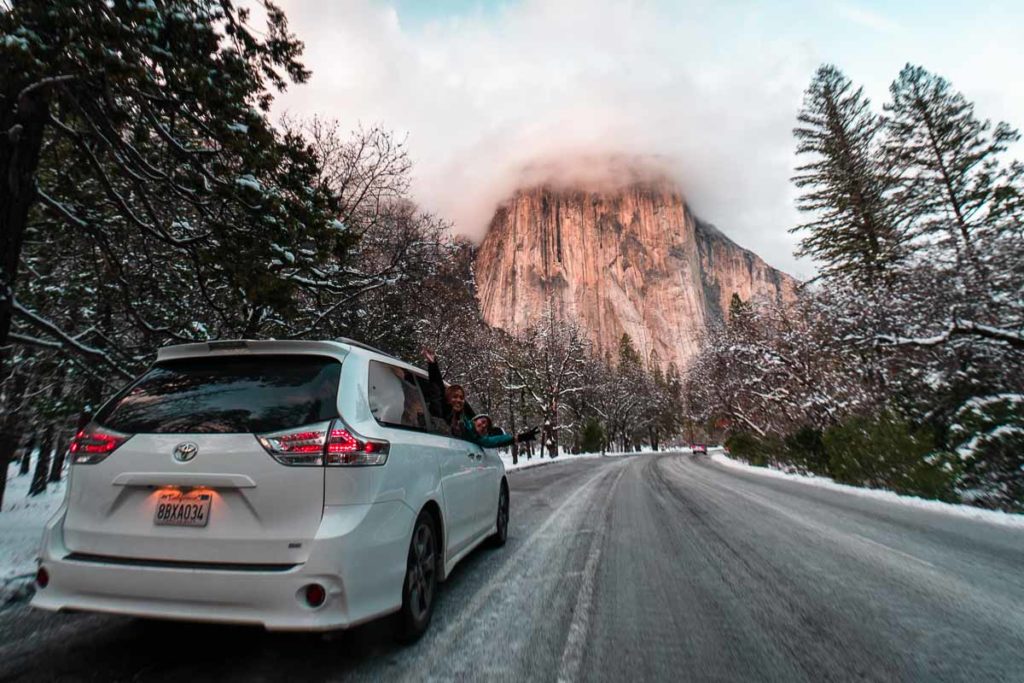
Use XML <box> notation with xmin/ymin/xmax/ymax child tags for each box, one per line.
<box><xmin>31</xmin><ymin>339</ymin><xmax>510</xmax><ymax>640</ymax></box>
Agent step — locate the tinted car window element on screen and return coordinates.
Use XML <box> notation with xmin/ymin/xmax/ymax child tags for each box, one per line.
<box><xmin>368</xmin><ymin>361</ymin><xmax>427</xmax><ymax>430</ymax></box>
<box><xmin>96</xmin><ymin>355</ymin><xmax>342</xmax><ymax>434</ymax></box>
<box><xmin>415</xmin><ymin>375</ymin><xmax>451</xmax><ymax>436</ymax></box>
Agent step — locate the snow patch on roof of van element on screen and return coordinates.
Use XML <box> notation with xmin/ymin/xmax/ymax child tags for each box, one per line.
<box><xmin>156</xmin><ymin>339</ymin><xmax>352</xmax><ymax>362</ymax></box>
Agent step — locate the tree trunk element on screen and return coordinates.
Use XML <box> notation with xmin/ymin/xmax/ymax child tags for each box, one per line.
<box><xmin>29</xmin><ymin>425</ymin><xmax>53</xmax><ymax>496</ymax></box>
<box><xmin>19</xmin><ymin>432</ymin><xmax>35</xmax><ymax>475</ymax></box>
<box><xmin>1</xmin><ymin>81</ymin><xmax>52</xmax><ymax>380</ymax></box>
<box><xmin>0</xmin><ymin>452</ymin><xmax>9</xmax><ymax>511</ymax></box>
<box><xmin>507</xmin><ymin>374</ymin><xmax>517</xmax><ymax>466</ymax></box>
<box><xmin>545</xmin><ymin>423</ymin><xmax>558</xmax><ymax>459</ymax></box>
<box><xmin>48</xmin><ymin>427</ymin><xmax>68</xmax><ymax>483</ymax></box>
<box><xmin>0</xmin><ymin>364</ymin><xmax>32</xmax><ymax>510</ymax></box>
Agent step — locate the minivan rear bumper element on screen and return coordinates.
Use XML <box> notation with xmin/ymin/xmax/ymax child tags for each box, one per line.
<box><xmin>31</xmin><ymin>501</ymin><xmax>414</xmax><ymax>631</ymax></box>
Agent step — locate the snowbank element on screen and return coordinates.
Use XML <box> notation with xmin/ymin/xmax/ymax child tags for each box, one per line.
<box><xmin>500</xmin><ymin>451</ymin><xmax>602</xmax><ymax>472</ymax></box>
<box><xmin>1</xmin><ymin>463</ymin><xmax>65</xmax><ymax>605</ymax></box>
<box><xmin>499</xmin><ymin>447</ymin><xmax>663</xmax><ymax>472</ymax></box>
<box><xmin>710</xmin><ymin>452</ymin><xmax>1024</xmax><ymax>529</ymax></box>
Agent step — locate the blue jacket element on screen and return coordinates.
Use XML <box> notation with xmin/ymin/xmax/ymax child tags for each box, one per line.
<box><xmin>461</xmin><ymin>416</ymin><xmax>515</xmax><ymax>449</ymax></box>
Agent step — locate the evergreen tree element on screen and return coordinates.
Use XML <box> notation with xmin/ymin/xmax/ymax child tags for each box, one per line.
<box><xmin>618</xmin><ymin>333</ymin><xmax>642</xmax><ymax>367</ymax></box>
<box><xmin>0</xmin><ymin>0</ymin><xmax>342</xmax><ymax>380</ymax></box>
<box><xmin>728</xmin><ymin>293</ymin><xmax>753</xmax><ymax>326</ymax></box>
<box><xmin>791</xmin><ymin>65</ymin><xmax>905</xmax><ymax>285</ymax></box>
<box><xmin>885</xmin><ymin>64</ymin><xmax>1021</xmax><ymax>272</ymax></box>
<box><xmin>579</xmin><ymin>417</ymin><xmax>606</xmax><ymax>454</ymax></box>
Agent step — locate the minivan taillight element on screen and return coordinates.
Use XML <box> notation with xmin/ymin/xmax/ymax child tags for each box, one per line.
<box><xmin>70</xmin><ymin>423</ymin><xmax>131</xmax><ymax>464</ymax></box>
<box><xmin>326</xmin><ymin>424</ymin><xmax>389</xmax><ymax>466</ymax></box>
<box><xmin>257</xmin><ymin>421</ymin><xmax>330</xmax><ymax>466</ymax></box>
<box><xmin>257</xmin><ymin>420</ymin><xmax>389</xmax><ymax>467</ymax></box>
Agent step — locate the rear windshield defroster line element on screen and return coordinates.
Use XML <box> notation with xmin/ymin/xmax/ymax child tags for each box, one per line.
<box><xmin>96</xmin><ymin>355</ymin><xmax>342</xmax><ymax>434</ymax></box>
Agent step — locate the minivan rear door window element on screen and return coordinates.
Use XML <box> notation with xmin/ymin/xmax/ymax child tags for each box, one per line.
<box><xmin>95</xmin><ymin>355</ymin><xmax>342</xmax><ymax>434</ymax></box>
<box><xmin>367</xmin><ymin>361</ymin><xmax>428</xmax><ymax>430</ymax></box>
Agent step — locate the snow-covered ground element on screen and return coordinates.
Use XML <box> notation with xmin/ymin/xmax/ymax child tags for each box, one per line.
<box><xmin>1</xmin><ymin>462</ymin><xmax>65</xmax><ymax>605</ymax></box>
<box><xmin>711</xmin><ymin>451</ymin><xmax>1024</xmax><ymax>529</ymax></box>
<box><xmin>499</xmin><ymin>446</ymin><xmax>663</xmax><ymax>472</ymax></box>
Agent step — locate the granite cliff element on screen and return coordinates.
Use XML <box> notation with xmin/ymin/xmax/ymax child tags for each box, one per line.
<box><xmin>474</xmin><ymin>178</ymin><xmax>797</xmax><ymax>370</ymax></box>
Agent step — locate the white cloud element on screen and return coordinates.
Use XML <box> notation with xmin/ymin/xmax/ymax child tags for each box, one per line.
<box><xmin>834</xmin><ymin>3</ymin><xmax>900</xmax><ymax>34</ymax></box>
<box><xmin>268</xmin><ymin>0</ymin><xmax>814</xmax><ymax>275</ymax></box>
<box><xmin>270</xmin><ymin>0</ymin><xmax>1023</xmax><ymax>280</ymax></box>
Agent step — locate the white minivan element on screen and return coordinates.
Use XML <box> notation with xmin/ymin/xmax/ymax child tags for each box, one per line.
<box><xmin>31</xmin><ymin>339</ymin><xmax>510</xmax><ymax>640</ymax></box>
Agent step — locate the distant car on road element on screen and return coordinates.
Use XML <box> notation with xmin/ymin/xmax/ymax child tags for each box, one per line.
<box><xmin>691</xmin><ymin>443</ymin><xmax>708</xmax><ymax>455</ymax></box>
<box><xmin>31</xmin><ymin>339</ymin><xmax>509</xmax><ymax>641</ymax></box>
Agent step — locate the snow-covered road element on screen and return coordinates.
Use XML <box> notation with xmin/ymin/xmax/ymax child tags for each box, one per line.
<box><xmin>1</xmin><ymin>452</ymin><xmax>1022</xmax><ymax>681</ymax></box>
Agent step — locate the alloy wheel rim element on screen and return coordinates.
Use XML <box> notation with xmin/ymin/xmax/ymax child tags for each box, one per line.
<box><xmin>408</xmin><ymin>522</ymin><xmax>435</xmax><ymax>621</ymax></box>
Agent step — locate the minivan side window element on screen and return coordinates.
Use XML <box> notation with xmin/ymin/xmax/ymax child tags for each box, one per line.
<box><xmin>415</xmin><ymin>375</ymin><xmax>451</xmax><ymax>436</ymax></box>
<box><xmin>367</xmin><ymin>361</ymin><xmax>428</xmax><ymax>430</ymax></box>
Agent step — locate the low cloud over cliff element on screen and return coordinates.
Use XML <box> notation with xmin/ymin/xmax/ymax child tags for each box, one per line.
<box><xmin>274</xmin><ymin>0</ymin><xmax>1024</xmax><ymax>279</ymax></box>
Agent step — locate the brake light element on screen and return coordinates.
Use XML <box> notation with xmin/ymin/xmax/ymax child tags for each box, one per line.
<box><xmin>326</xmin><ymin>423</ymin><xmax>389</xmax><ymax>466</ymax></box>
<box><xmin>70</xmin><ymin>423</ymin><xmax>131</xmax><ymax>464</ymax></box>
<box><xmin>257</xmin><ymin>421</ymin><xmax>330</xmax><ymax>466</ymax></box>
<box><xmin>257</xmin><ymin>420</ymin><xmax>388</xmax><ymax>466</ymax></box>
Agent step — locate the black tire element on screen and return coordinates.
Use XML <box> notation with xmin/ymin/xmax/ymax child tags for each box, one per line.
<box><xmin>395</xmin><ymin>511</ymin><xmax>439</xmax><ymax>643</ymax></box>
<box><xmin>488</xmin><ymin>481</ymin><xmax>509</xmax><ymax>548</ymax></box>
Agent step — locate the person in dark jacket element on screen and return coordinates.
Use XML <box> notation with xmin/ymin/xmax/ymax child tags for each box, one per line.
<box><xmin>422</xmin><ymin>348</ymin><xmax>474</xmax><ymax>438</ymax></box>
<box><xmin>421</xmin><ymin>348</ymin><xmax>537</xmax><ymax>447</ymax></box>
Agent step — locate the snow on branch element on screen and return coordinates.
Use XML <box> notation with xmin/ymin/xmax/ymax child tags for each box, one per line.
<box><xmin>12</xmin><ymin>300</ymin><xmax>136</xmax><ymax>379</ymax></box>
<box><xmin>877</xmin><ymin>319</ymin><xmax>1024</xmax><ymax>350</ymax></box>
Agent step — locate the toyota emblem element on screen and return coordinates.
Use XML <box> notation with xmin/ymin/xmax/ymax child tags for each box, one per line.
<box><xmin>173</xmin><ymin>442</ymin><xmax>199</xmax><ymax>462</ymax></box>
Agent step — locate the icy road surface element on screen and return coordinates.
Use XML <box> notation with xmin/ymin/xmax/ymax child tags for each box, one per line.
<box><xmin>2</xmin><ymin>453</ymin><xmax>1022</xmax><ymax>682</ymax></box>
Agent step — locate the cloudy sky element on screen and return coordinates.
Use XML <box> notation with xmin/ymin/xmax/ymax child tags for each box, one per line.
<box><xmin>272</xmin><ymin>0</ymin><xmax>1023</xmax><ymax>278</ymax></box>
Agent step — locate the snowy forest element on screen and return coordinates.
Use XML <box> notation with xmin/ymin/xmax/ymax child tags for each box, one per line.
<box><xmin>0</xmin><ymin>0</ymin><xmax>684</xmax><ymax>511</ymax></box>
<box><xmin>1</xmin><ymin>2</ymin><xmax>1021</xmax><ymax>514</ymax></box>
<box><xmin>688</xmin><ymin>65</ymin><xmax>1023</xmax><ymax>512</ymax></box>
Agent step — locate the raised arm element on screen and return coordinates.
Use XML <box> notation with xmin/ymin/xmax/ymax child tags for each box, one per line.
<box><xmin>422</xmin><ymin>348</ymin><xmax>449</xmax><ymax>420</ymax></box>
<box><xmin>475</xmin><ymin>432</ymin><xmax>515</xmax><ymax>449</ymax></box>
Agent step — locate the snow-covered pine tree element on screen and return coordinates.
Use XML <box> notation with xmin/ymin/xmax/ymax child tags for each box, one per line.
<box><xmin>791</xmin><ymin>65</ymin><xmax>905</xmax><ymax>287</ymax></box>
<box><xmin>875</xmin><ymin>65</ymin><xmax>1023</xmax><ymax>354</ymax></box>
<box><xmin>0</xmin><ymin>0</ymin><xmax>342</xmax><ymax>380</ymax></box>
<box><xmin>885</xmin><ymin>64</ymin><xmax>1020</xmax><ymax>275</ymax></box>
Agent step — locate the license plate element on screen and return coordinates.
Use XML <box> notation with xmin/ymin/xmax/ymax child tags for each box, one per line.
<box><xmin>154</xmin><ymin>491</ymin><xmax>212</xmax><ymax>527</ymax></box>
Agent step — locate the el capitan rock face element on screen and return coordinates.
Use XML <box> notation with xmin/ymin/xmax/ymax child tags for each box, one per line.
<box><xmin>475</xmin><ymin>180</ymin><xmax>797</xmax><ymax>370</ymax></box>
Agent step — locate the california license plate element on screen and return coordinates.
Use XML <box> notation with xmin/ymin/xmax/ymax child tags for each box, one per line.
<box><xmin>154</xmin><ymin>491</ymin><xmax>212</xmax><ymax>527</ymax></box>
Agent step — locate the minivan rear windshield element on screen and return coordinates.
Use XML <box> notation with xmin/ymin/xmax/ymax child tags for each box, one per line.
<box><xmin>96</xmin><ymin>355</ymin><xmax>342</xmax><ymax>434</ymax></box>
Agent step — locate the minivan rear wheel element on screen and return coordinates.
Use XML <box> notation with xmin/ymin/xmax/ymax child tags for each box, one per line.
<box><xmin>488</xmin><ymin>482</ymin><xmax>509</xmax><ymax>548</ymax></box>
<box><xmin>396</xmin><ymin>512</ymin><xmax>438</xmax><ymax>642</ymax></box>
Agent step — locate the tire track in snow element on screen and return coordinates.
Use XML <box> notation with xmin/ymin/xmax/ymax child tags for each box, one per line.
<box><xmin>555</xmin><ymin>466</ymin><xmax>626</xmax><ymax>683</ymax></box>
<box><xmin>384</xmin><ymin>460</ymin><xmax>629</xmax><ymax>681</ymax></box>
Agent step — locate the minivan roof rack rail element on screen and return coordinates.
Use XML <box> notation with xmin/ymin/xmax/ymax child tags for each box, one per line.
<box><xmin>334</xmin><ymin>337</ymin><xmax>393</xmax><ymax>359</ymax></box>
